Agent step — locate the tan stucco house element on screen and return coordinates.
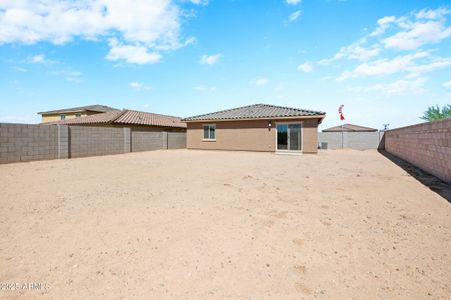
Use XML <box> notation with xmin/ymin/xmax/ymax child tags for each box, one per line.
<box><xmin>183</xmin><ymin>104</ymin><xmax>325</xmax><ymax>153</ymax></box>
<box><xmin>38</xmin><ymin>104</ymin><xmax>117</xmax><ymax>123</ymax></box>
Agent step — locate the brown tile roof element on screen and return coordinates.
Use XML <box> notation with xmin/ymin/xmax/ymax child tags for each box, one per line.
<box><xmin>115</xmin><ymin>110</ymin><xmax>186</xmax><ymax>128</ymax></box>
<box><xmin>49</xmin><ymin>109</ymin><xmax>186</xmax><ymax>128</ymax></box>
<box><xmin>322</xmin><ymin>123</ymin><xmax>378</xmax><ymax>132</ymax></box>
<box><xmin>38</xmin><ymin>104</ymin><xmax>118</xmax><ymax>114</ymax></box>
<box><xmin>182</xmin><ymin>103</ymin><xmax>325</xmax><ymax>122</ymax></box>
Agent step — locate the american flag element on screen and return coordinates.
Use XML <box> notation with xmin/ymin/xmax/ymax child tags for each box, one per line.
<box><xmin>338</xmin><ymin>105</ymin><xmax>345</xmax><ymax>121</ymax></box>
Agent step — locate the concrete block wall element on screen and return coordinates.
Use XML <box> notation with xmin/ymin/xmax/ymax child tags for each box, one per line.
<box><xmin>131</xmin><ymin>130</ymin><xmax>164</xmax><ymax>152</ymax></box>
<box><xmin>0</xmin><ymin>123</ymin><xmax>187</xmax><ymax>164</ymax></box>
<box><xmin>58</xmin><ymin>125</ymin><xmax>69</xmax><ymax>159</ymax></box>
<box><xmin>0</xmin><ymin>123</ymin><xmax>58</xmax><ymax>163</ymax></box>
<box><xmin>163</xmin><ymin>131</ymin><xmax>168</xmax><ymax>150</ymax></box>
<box><xmin>318</xmin><ymin>131</ymin><xmax>384</xmax><ymax>150</ymax></box>
<box><xmin>384</xmin><ymin>119</ymin><xmax>450</xmax><ymax>183</ymax></box>
<box><xmin>123</xmin><ymin>128</ymin><xmax>131</xmax><ymax>153</ymax></box>
<box><xmin>168</xmin><ymin>132</ymin><xmax>187</xmax><ymax>149</ymax></box>
<box><xmin>69</xmin><ymin>126</ymin><xmax>127</xmax><ymax>158</ymax></box>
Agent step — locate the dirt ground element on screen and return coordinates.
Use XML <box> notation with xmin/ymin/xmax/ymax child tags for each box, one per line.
<box><xmin>0</xmin><ymin>149</ymin><xmax>450</xmax><ymax>299</ymax></box>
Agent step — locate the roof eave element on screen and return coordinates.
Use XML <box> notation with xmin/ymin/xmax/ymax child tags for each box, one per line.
<box><xmin>183</xmin><ymin>114</ymin><xmax>326</xmax><ymax>123</ymax></box>
<box><xmin>38</xmin><ymin>109</ymin><xmax>89</xmax><ymax>115</ymax></box>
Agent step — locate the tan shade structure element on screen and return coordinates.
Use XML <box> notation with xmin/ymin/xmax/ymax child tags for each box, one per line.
<box><xmin>183</xmin><ymin>104</ymin><xmax>325</xmax><ymax>153</ymax></box>
<box><xmin>322</xmin><ymin>123</ymin><xmax>378</xmax><ymax>132</ymax></box>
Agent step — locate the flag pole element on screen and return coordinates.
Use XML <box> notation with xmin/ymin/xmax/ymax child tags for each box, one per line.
<box><xmin>341</xmin><ymin>123</ymin><xmax>344</xmax><ymax>149</ymax></box>
<box><xmin>338</xmin><ymin>104</ymin><xmax>345</xmax><ymax>149</ymax></box>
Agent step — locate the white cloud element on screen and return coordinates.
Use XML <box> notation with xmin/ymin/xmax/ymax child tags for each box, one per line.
<box><xmin>318</xmin><ymin>42</ymin><xmax>380</xmax><ymax>65</ymax></box>
<box><xmin>287</xmin><ymin>10</ymin><xmax>301</xmax><ymax>22</ymax></box>
<box><xmin>32</xmin><ymin>54</ymin><xmax>45</xmax><ymax>63</ymax></box>
<box><xmin>319</xmin><ymin>7</ymin><xmax>451</xmax><ymax>66</ymax></box>
<box><xmin>286</xmin><ymin>0</ymin><xmax>302</xmax><ymax>5</ymax></box>
<box><xmin>52</xmin><ymin>69</ymin><xmax>83</xmax><ymax>83</ymax></box>
<box><xmin>443</xmin><ymin>80</ymin><xmax>451</xmax><ymax>89</ymax></box>
<box><xmin>0</xmin><ymin>0</ymin><xmax>198</xmax><ymax>64</ymax></box>
<box><xmin>337</xmin><ymin>51</ymin><xmax>429</xmax><ymax>80</ymax></box>
<box><xmin>31</xmin><ymin>54</ymin><xmax>55</xmax><ymax>64</ymax></box>
<box><xmin>184</xmin><ymin>36</ymin><xmax>197</xmax><ymax>46</ymax></box>
<box><xmin>321</xmin><ymin>76</ymin><xmax>333</xmax><ymax>81</ymax></box>
<box><xmin>383</xmin><ymin>21</ymin><xmax>451</xmax><ymax>50</ymax></box>
<box><xmin>374</xmin><ymin>8</ymin><xmax>451</xmax><ymax>50</ymax></box>
<box><xmin>193</xmin><ymin>85</ymin><xmax>216</xmax><ymax>91</ymax></box>
<box><xmin>337</xmin><ymin>51</ymin><xmax>451</xmax><ymax>81</ymax></box>
<box><xmin>369</xmin><ymin>16</ymin><xmax>396</xmax><ymax>37</ymax></box>
<box><xmin>349</xmin><ymin>77</ymin><xmax>427</xmax><ymax>96</ymax></box>
<box><xmin>249</xmin><ymin>77</ymin><xmax>270</xmax><ymax>86</ymax></box>
<box><xmin>106</xmin><ymin>39</ymin><xmax>162</xmax><ymax>64</ymax></box>
<box><xmin>130</xmin><ymin>81</ymin><xmax>152</xmax><ymax>91</ymax></box>
<box><xmin>189</xmin><ymin>0</ymin><xmax>209</xmax><ymax>5</ymax></box>
<box><xmin>406</xmin><ymin>57</ymin><xmax>451</xmax><ymax>78</ymax></box>
<box><xmin>415</xmin><ymin>8</ymin><xmax>450</xmax><ymax>20</ymax></box>
<box><xmin>318</xmin><ymin>7</ymin><xmax>451</xmax><ymax>99</ymax></box>
<box><xmin>200</xmin><ymin>54</ymin><xmax>221</xmax><ymax>65</ymax></box>
<box><xmin>297</xmin><ymin>62</ymin><xmax>313</xmax><ymax>72</ymax></box>
<box><xmin>13</xmin><ymin>66</ymin><xmax>28</xmax><ymax>72</ymax></box>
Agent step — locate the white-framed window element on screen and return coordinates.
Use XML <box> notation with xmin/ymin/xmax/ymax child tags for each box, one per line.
<box><xmin>75</xmin><ymin>113</ymin><xmax>81</xmax><ymax>118</ymax></box>
<box><xmin>60</xmin><ymin>114</ymin><xmax>66</xmax><ymax>120</ymax></box>
<box><xmin>203</xmin><ymin>124</ymin><xmax>216</xmax><ymax>140</ymax></box>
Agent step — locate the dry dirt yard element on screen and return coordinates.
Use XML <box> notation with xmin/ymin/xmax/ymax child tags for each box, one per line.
<box><xmin>0</xmin><ymin>149</ymin><xmax>450</xmax><ymax>299</ymax></box>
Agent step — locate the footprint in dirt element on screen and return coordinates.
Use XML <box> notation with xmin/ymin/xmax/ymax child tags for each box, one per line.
<box><xmin>294</xmin><ymin>264</ymin><xmax>307</xmax><ymax>274</ymax></box>
<box><xmin>292</xmin><ymin>238</ymin><xmax>304</xmax><ymax>247</ymax></box>
<box><xmin>269</xmin><ymin>210</ymin><xmax>288</xmax><ymax>219</ymax></box>
<box><xmin>295</xmin><ymin>282</ymin><xmax>312</xmax><ymax>295</ymax></box>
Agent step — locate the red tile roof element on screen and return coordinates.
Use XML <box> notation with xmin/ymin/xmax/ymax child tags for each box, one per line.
<box><xmin>49</xmin><ymin>109</ymin><xmax>186</xmax><ymax>128</ymax></box>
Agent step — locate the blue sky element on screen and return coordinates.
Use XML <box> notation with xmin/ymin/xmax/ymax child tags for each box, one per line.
<box><xmin>0</xmin><ymin>0</ymin><xmax>450</xmax><ymax>130</ymax></box>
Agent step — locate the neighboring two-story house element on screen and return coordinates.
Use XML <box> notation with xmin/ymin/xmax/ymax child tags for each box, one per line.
<box><xmin>38</xmin><ymin>104</ymin><xmax>118</xmax><ymax>123</ymax></box>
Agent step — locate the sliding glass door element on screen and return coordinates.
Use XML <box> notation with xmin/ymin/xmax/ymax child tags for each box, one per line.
<box><xmin>276</xmin><ymin>123</ymin><xmax>302</xmax><ymax>151</ymax></box>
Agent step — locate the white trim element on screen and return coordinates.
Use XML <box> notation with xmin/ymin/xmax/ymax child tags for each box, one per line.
<box><xmin>275</xmin><ymin>121</ymin><xmax>303</xmax><ymax>153</ymax></box>
<box><xmin>202</xmin><ymin>123</ymin><xmax>216</xmax><ymax>141</ymax></box>
<box><xmin>274</xmin><ymin>151</ymin><xmax>302</xmax><ymax>156</ymax></box>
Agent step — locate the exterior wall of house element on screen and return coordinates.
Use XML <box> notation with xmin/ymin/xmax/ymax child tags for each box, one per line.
<box><xmin>186</xmin><ymin>118</ymin><xmax>320</xmax><ymax>153</ymax></box>
<box><xmin>41</xmin><ymin>111</ymin><xmax>98</xmax><ymax>123</ymax></box>
<box><xmin>302</xmin><ymin>119</ymin><xmax>319</xmax><ymax>153</ymax></box>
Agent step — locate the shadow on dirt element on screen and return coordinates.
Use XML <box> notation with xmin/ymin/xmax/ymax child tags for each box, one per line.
<box><xmin>379</xmin><ymin>150</ymin><xmax>450</xmax><ymax>203</ymax></box>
